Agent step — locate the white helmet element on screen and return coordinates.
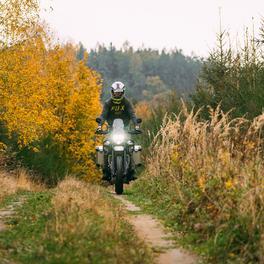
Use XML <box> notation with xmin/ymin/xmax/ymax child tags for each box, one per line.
<box><xmin>111</xmin><ymin>81</ymin><xmax>125</xmax><ymax>102</ymax></box>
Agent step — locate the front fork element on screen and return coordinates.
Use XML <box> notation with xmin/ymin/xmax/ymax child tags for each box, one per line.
<box><xmin>110</xmin><ymin>149</ymin><xmax>130</xmax><ymax>178</ymax></box>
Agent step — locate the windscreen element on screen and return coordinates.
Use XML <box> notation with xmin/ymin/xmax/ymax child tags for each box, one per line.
<box><xmin>112</xmin><ymin>119</ymin><xmax>124</xmax><ymax>131</ymax></box>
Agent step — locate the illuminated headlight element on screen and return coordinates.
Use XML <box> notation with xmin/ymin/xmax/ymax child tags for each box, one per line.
<box><xmin>112</xmin><ymin>133</ymin><xmax>126</xmax><ymax>144</ymax></box>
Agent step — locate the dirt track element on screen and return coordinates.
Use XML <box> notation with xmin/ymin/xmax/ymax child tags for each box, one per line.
<box><xmin>0</xmin><ymin>196</ymin><xmax>26</xmax><ymax>232</ymax></box>
<box><xmin>1</xmin><ymin>187</ymin><xmax>198</xmax><ymax>263</ymax></box>
<box><xmin>114</xmin><ymin>194</ymin><xmax>198</xmax><ymax>264</ymax></box>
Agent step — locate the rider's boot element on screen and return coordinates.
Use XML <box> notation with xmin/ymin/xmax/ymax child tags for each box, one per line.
<box><xmin>128</xmin><ymin>169</ymin><xmax>137</xmax><ymax>181</ymax></box>
<box><xmin>102</xmin><ymin>169</ymin><xmax>111</xmax><ymax>181</ymax></box>
<box><xmin>123</xmin><ymin>176</ymin><xmax>130</xmax><ymax>184</ymax></box>
<box><xmin>102</xmin><ymin>152</ymin><xmax>111</xmax><ymax>181</ymax></box>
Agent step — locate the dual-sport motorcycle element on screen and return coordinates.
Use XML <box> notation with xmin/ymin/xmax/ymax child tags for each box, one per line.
<box><xmin>95</xmin><ymin>118</ymin><xmax>142</xmax><ymax>195</ymax></box>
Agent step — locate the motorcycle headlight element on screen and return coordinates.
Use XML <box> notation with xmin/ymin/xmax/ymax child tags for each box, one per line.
<box><xmin>112</xmin><ymin>133</ymin><xmax>126</xmax><ymax>144</ymax></box>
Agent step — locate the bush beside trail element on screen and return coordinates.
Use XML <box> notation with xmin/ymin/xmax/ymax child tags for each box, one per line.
<box><xmin>131</xmin><ymin>106</ymin><xmax>264</xmax><ymax>263</ymax></box>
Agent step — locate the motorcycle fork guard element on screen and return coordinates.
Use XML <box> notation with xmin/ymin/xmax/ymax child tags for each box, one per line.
<box><xmin>112</xmin><ymin>152</ymin><xmax>126</xmax><ymax>179</ymax></box>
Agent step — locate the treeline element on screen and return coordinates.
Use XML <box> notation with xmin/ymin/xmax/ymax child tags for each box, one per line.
<box><xmin>137</xmin><ymin>24</ymin><xmax>264</xmax><ymax>149</ymax></box>
<box><xmin>77</xmin><ymin>42</ymin><xmax>202</xmax><ymax>101</ymax></box>
<box><xmin>192</xmin><ymin>27</ymin><xmax>264</xmax><ymax>120</ymax></box>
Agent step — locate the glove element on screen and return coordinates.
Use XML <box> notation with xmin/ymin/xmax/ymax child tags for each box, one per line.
<box><xmin>96</xmin><ymin>126</ymin><xmax>102</xmax><ymax>133</ymax></box>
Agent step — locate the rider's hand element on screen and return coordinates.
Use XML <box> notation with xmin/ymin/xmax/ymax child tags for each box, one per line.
<box><xmin>96</xmin><ymin>126</ymin><xmax>102</xmax><ymax>133</ymax></box>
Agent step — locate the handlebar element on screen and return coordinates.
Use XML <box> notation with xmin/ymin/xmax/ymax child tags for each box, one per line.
<box><xmin>95</xmin><ymin>129</ymin><xmax>142</xmax><ymax>135</ymax></box>
<box><xmin>128</xmin><ymin>130</ymin><xmax>142</xmax><ymax>135</ymax></box>
<box><xmin>95</xmin><ymin>130</ymin><xmax>109</xmax><ymax>135</ymax></box>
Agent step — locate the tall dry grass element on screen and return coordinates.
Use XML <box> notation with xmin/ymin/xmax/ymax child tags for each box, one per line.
<box><xmin>50</xmin><ymin>178</ymin><xmax>123</xmax><ymax>240</ymax></box>
<box><xmin>45</xmin><ymin>178</ymin><xmax>153</xmax><ymax>263</ymax></box>
<box><xmin>138</xmin><ymin>105</ymin><xmax>264</xmax><ymax>262</ymax></box>
<box><xmin>0</xmin><ymin>168</ymin><xmax>43</xmax><ymax>203</ymax></box>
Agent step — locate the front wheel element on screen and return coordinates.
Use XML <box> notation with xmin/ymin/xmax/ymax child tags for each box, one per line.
<box><xmin>115</xmin><ymin>156</ymin><xmax>124</xmax><ymax>195</ymax></box>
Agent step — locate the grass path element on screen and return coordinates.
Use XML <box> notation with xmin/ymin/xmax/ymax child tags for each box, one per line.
<box><xmin>0</xmin><ymin>168</ymin><xmax>198</xmax><ymax>264</ymax></box>
<box><xmin>0</xmin><ymin>177</ymin><xmax>153</xmax><ymax>264</ymax></box>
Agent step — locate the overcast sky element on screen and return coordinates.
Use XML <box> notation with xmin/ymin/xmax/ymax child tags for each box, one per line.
<box><xmin>40</xmin><ymin>0</ymin><xmax>264</xmax><ymax>57</ymax></box>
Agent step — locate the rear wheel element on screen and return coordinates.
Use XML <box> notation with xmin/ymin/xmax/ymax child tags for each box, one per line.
<box><xmin>115</xmin><ymin>156</ymin><xmax>124</xmax><ymax>195</ymax></box>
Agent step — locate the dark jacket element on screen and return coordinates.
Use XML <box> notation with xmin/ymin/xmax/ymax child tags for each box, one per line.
<box><xmin>99</xmin><ymin>97</ymin><xmax>137</xmax><ymax>127</ymax></box>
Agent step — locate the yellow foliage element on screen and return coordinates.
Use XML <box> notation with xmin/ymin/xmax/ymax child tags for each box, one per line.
<box><xmin>0</xmin><ymin>0</ymin><xmax>102</xmax><ymax>179</ymax></box>
<box><xmin>0</xmin><ymin>0</ymin><xmax>40</xmax><ymax>46</ymax></box>
<box><xmin>225</xmin><ymin>179</ymin><xmax>234</xmax><ymax>189</ymax></box>
<box><xmin>171</xmin><ymin>146</ymin><xmax>180</xmax><ymax>163</ymax></box>
<box><xmin>135</xmin><ymin>101</ymin><xmax>151</xmax><ymax>120</ymax></box>
<box><xmin>198</xmin><ymin>176</ymin><xmax>206</xmax><ymax>192</ymax></box>
<box><xmin>217</xmin><ymin>148</ymin><xmax>231</xmax><ymax>165</ymax></box>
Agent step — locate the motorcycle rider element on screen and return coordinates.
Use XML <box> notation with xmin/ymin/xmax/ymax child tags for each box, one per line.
<box><xmin>96</xmin><ymin>81</ymin><xmax>141</xmax><ymax>181</ymax></box>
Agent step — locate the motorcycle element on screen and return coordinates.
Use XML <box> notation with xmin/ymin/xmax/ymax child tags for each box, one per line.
<box><xmin>95</xmin><ymin>118</ymin><xmax>142</xmax><ymax>195</ymax></box>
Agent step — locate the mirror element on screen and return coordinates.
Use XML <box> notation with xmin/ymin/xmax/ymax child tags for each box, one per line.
<box><xmin>96</xmin><ymin>117</ymin><xmax>102</xmax><ymax>124</ymax></box>
<box><xmin>136</xmin><ymin>118</ymin><xmax>142</xmax><ymax>124</ymax></box>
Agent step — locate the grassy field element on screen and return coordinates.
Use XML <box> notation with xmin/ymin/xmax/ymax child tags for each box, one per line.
<box><xmin>0</xmin><ymin>174</ymin><xmax>153</xmax><ymax>263</ymax></box>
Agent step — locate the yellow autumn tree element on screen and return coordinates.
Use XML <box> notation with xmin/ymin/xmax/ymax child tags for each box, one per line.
<box><xmin>0</xmin><ymin>0</ymin><xmax>40</xmax><ymax>46</ymax></box>
<box><xmin>0</xmin><ymin>0</ymin><xmax>102</xmax><ymax>183</ymax></box>
<box><xmin>44</xmin><ymin>44</ymin><xmax>102</xmax><ymax>179</ymax></box>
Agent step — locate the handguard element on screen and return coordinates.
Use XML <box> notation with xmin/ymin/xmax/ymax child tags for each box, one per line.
<box><xmin>95</xmin><ymin>129</ymin><xmax>109</xmax><ymax>135</ymax></box>
<box><xmin>128</xmin><ymin>129</ymin><xmax>142</xmax><ymax>135</ymax></box>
